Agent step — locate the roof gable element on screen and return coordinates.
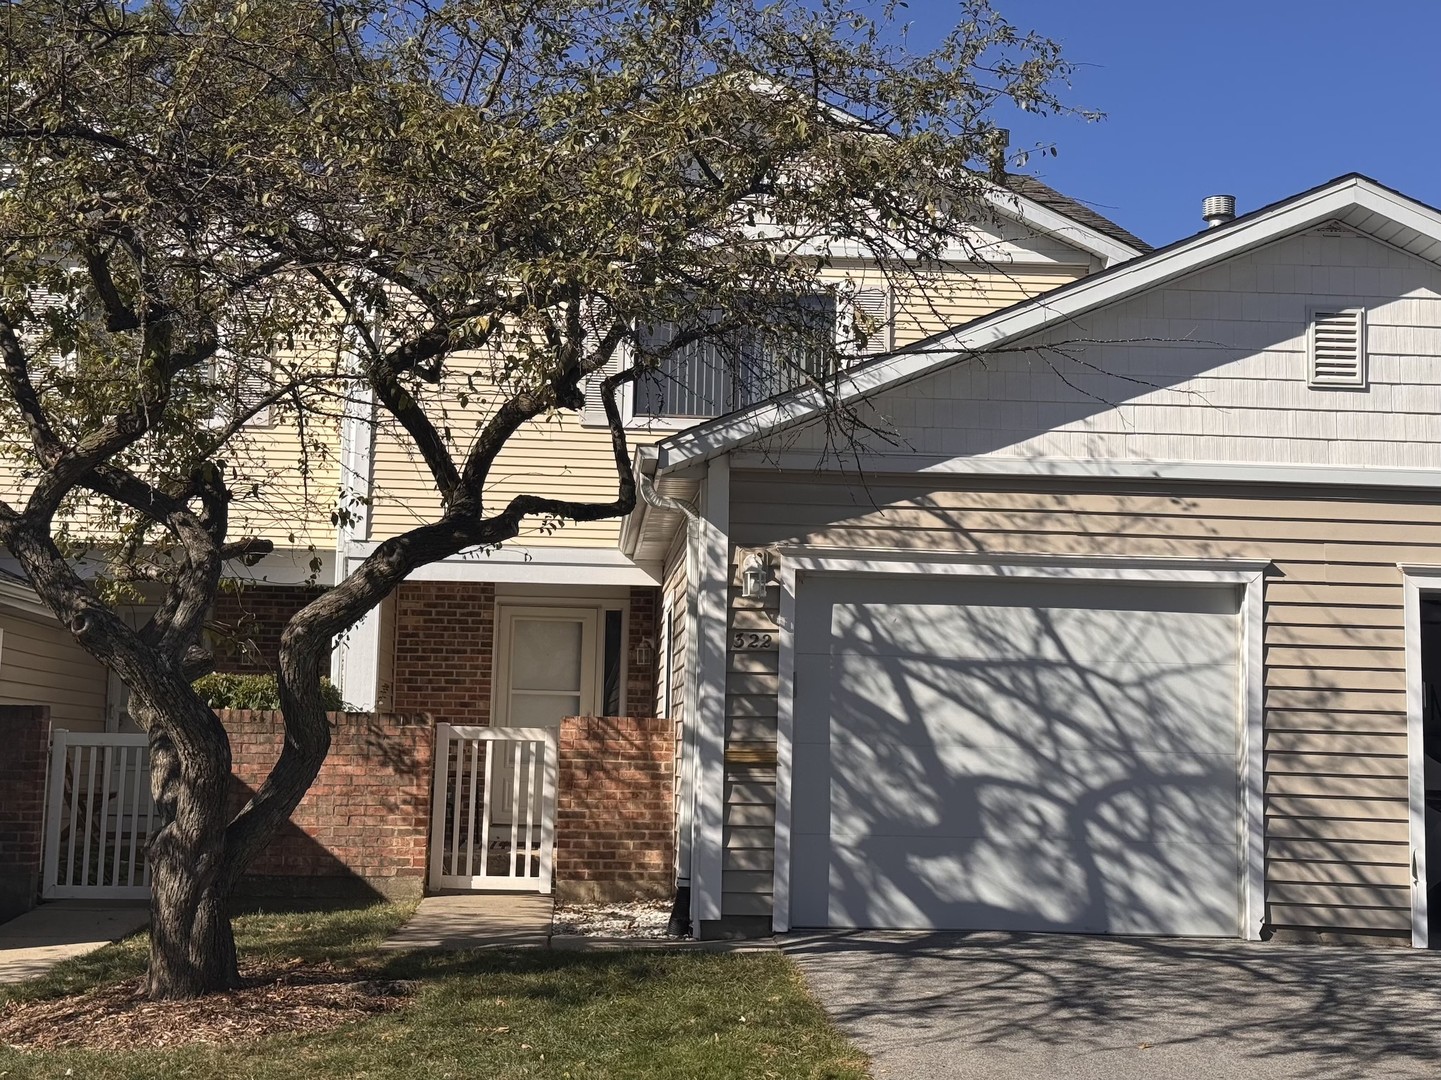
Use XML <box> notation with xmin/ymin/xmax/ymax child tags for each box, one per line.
<box><xmin>658</xmin><ymin>175</ymin><xmax>1441</xmax><ymax>472</ymax></box>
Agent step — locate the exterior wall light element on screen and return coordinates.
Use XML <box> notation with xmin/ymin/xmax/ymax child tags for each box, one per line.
<box><xmin>741</xmin><ymin>552</ymin><xmax>771</xmax><ymax>602</ymax></box>
<box><xmin>632</xmin><ymin>636</ymin><xmax>655</xmax><ymax>669</ymax></box>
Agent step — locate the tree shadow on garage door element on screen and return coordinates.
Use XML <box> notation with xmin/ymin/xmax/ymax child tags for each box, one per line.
<box><xmin>791</xmin><ymin>578</ymin><xmax>1244</xmax><ymax>936</ymax></box>
<box><xmin>781</xmin><ymin>930</ymin><xmax>1441</xmax><ymax>1079</ymax></box>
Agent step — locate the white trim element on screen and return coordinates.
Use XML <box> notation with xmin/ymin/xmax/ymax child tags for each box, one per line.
<box><xmin>342</xmin><ymin>542</ymin><xmax>660</xmax><ymax>586</ymax></box>
<box><xmin>772</xmin><ymin>556</ymin><xmax>798</xmax><ymax>933</ymax></box>
<box><xmin>0</xmin><ymin>579</ymin><xmax>52</xmax><ymax>619</ymax></box>
<box><xmin>659</xmin><ymin>175</ymin><xmax>1441</xmax><ymax>472</ymax></box>
<box><xmin>691</xmin><ymin>457</ymin><xmax>730</xmax><ymax>926</ymax></box>
<box><xmin>726</xmin><ymin>452</ymin><xmax>1441</xmax><ymax>492</ymax></box>
<box><xmin>1400</xmin><ymin>565</ymin><xmax>1437</xmax><ymax>949</ymax></box>
<box><xmin>980</xmin><ymin>184</ymin><xmax>1142</xmax><ymax>268</ymax></box>
<box><xmin>336</xmin><ymin>605</ymin><xmax>382</xmax><ymax>711</ymax></box>
<box><xmin>768</xmin><ymin>549</ymin><xmax>1268</xmax><ymax>939</ymax></box>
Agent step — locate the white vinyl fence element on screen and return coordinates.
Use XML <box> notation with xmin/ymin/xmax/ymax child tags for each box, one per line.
<box><xmin>428</xmin><ymin>723</ymin><xmax>558</xmax><ymax>893</ymax></box>
<box><xmin>42</xmin><ymin>730</ymin><xmax>153</xmax><ymax>900</ymax></box>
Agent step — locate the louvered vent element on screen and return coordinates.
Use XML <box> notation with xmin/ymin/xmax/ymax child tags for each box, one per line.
<box><xmin>1308</xmin><ymin>308</ymin><xmax>1366</xmax><ymax>388</ymax></box>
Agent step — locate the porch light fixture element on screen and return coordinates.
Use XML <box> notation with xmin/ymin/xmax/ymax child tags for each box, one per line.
<box><xmin>741</xmin><ymin>552</ymin><xmax>771</xmax><ymax>601</ymax></box>
<box><xmin>632</xmin><ymin>636</ymin><xmax>655</xmax><ymax>669</ymax></box>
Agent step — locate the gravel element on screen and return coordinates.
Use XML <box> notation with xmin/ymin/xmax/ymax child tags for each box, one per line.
<box><xmin>552</xmin><ymin>900</ymin><xmax>676</xmax><ymax>939</ymax></box>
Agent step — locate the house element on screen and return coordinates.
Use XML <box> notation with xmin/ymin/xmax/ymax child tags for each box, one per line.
<box><xmin>639</xmin><ymin>173</ymin><xmax>1441</xmax><ymax>945</ymax></box>
<box><xmin>317</xmin><ymin>178</ymin><xmax>1145</xmax><ymax>902</ymax></box>
<box><xmin>0</xmin><ymin>173</ymin><xmax>1143</xmax><ymax>911</ymax></box>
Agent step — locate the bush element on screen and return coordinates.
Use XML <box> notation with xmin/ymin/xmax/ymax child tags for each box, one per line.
<box><xmin>192</xmin><ymin>672</ymin><xmax>346</xmax><ymax>712</ymax></box>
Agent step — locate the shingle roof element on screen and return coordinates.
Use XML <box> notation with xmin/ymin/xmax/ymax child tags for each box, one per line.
<box><xmin>999</xmin><ymin>174</ymin><xmax>1152</xmax><ymax>254</ymax></box>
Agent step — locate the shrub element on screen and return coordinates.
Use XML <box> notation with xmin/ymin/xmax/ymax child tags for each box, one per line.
<box><xmin>192</xmin><ymin>672</ymin><xmax>346</xmax><ymax>712</ymax></box>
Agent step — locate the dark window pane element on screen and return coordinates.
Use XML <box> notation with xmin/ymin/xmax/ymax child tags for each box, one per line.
<box><xmin>603</xmin><ymin>609</ymin><xmax>623</xmax><ymax>716</ymax></box>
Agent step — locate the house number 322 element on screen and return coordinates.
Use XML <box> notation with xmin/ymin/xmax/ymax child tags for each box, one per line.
<box><xmin>732</xmin><ymin>631</ymin><xmax>774</xmax><ymax>650</ymax></box>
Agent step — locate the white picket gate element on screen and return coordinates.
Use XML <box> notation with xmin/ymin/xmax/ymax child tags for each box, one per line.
<box><xmin>428</xmin><ymin>723</ymin><xmax>558</xmax><ymax>893</ymax></box>
<box><xmin>42</xmin><ymin>730</ymin><xmax>153</xmax><ymax>900</ymax></box>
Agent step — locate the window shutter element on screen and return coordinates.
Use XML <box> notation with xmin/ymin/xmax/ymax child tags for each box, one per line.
<box><xmin>1308</xmin><ymin>309</ymin><xmax>1366</xmax><ymax>388</ymax></box>
<box><xmin>237</xmin><ymin>361</ymin><xmax>273</xmax><ymax>426</ymax></box>
<box><xmin>215</xmin><ymin>300</ymin><xmax>275</xmax><ymax>426</ymax></box>
<box><xmin>21</xmin><ymin>285</ymin><xmax>76</xmax><ymax>372</ymax></box>
<box><xmin>839</xmin><ymin>287</ymin><xmax>891</xmax><ymax>358</ymax></box>
<box><xmin>580</xmin><ymin>300</ymin><xmax>626</xmax><ymax>428</ymax></box>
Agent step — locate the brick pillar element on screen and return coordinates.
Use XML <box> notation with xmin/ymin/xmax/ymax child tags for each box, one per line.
<box><xmin>391</xmin><ymin>582</ymin><xmax>496</xmax><ymax>725</ymax></box>
<box><xmin>626</xmin><ymin>587</ymin><xmax>659</xmax><ymax>718</ymax></box>
<box><xmin>0</xmin><ymin>705</ymin><xmax>52</xmax><ymax>922</ymax></box>
<box><xmin>555</xmin><ymin>715</ymin><xmax>674</xmax><ymax>902</ymax></box>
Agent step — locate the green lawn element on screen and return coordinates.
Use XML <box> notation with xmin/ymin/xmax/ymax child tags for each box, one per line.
<box><xmin>0</xmin><ymin>903</ymin><xmax>868</xmax><ymax>1080</ymax></box>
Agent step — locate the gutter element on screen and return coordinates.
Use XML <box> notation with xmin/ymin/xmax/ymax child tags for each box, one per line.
<box><xmin>635</xmin><ymin>448</ymin><xmax>702</xmax><ymax>938</ymax></box>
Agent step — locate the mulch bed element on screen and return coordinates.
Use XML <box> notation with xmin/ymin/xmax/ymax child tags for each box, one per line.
<box><xmin>0</xmin><ymin>960</ymin><xmax>415</xmax><ymax>1051</ymax></box>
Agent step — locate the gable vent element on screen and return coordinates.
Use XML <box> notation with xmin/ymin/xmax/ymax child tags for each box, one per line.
<box><xmin>1308</xmin><ymin>308</ymin><xmax>1366</xmax><ymax>388</ymax></box>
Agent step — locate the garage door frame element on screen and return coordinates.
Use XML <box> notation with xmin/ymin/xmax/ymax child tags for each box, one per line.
<box><xmin>771</xmin><ymin>548</ymin><xmax>1269</xmax><ymax>939</ymax></box>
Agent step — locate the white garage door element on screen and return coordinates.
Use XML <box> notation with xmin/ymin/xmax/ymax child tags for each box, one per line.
<box><xmin>790</xmin><ymin>575</ymin><xmax>1242</xmax><ymax>936</ymax></box>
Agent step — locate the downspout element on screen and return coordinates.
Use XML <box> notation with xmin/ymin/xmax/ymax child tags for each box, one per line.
<box><xmin>637</xmin><ymin>462</ymin><xmax>700</xmax><ymax>938</ymax></box>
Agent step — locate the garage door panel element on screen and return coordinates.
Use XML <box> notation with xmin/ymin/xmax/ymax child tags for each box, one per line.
<box><xmin>790</xmin><ymin>575</ymin><xmax>1243</xmax><ymax>936</ymax></box>
<box><xmin>798</xmin><ymin>579</ymin><xmax>1239</xmax><ymax>666</ymax></box>
<box><xmin>815</xmin><ymin>741</ymin><xmax>1238</xmax><ymax>846</ymax></box>
<box><xmin>792</xmin><ymin>833</ymin><xmax>1239</xmax><ymax>935</ymax></box>
<box><xmin>812</xmin><ymin>603</ymin><xmax>1236</xmax><ymax>669</ymax></box>
<box><xmin>797</xmin><ymin>652</ymin><xmax>1238</xmax><ymax>757</ymax></box>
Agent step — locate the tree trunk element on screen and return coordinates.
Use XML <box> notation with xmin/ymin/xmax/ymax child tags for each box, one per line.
<box><xmin>143</xmin><ymin>726</ymin><xmax>240</xmax><ymax>999</ymax></box>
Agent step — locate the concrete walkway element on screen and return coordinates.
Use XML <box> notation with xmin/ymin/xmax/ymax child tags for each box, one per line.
<box><xmin>786</xmin><ymin>931</ymin><xmax>1441</xmax><ymax>1080</ymax></box>
<box><xmin>380</xmin><ymin>893</ymin><xmax>554</xmax><ymax>951</ymax></box>
<box><xmin>0</xmin><ymin>902</ymin><xmax>149</xmax><ymax>984</ymax></box>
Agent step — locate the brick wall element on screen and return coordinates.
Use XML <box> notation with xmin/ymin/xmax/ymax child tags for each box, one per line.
<box><xmin>555</xmin><ymin>715</ymin><xmax>674</xmax><ymax>902</ymax></box>
<box><xmin>391</xmin><ymin>582</ymin><xmax>495</xmax><ymax>726</ymax></box>
<box><xmin>626</xmin><ymin>587</ymin><xmax>658</xmax><ymax>719</ymax></box>
<box><xmin>0</xmin><ymin>705</ymin><xmax>50</xmax><ymax>922</ymax></box>
<box><xmin>212</xmin><ymin>584</ymin><xmax>325</xmax><ymax>674</ymax></box>
<box><xmin>223</xmin><ymin>710</ymin><xmax>432</xmax><ymax>900</ymax></box>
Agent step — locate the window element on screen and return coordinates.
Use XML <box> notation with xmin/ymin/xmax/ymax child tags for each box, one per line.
<box><xmin>633</xmin><ymin>295</ymin><xmax>839</xmax><ymax>420</ymax></box>
<box><xmin>1308</xmin><ymin>308</ymin><xmax>1366</xmax><ymax>388</ymax></box>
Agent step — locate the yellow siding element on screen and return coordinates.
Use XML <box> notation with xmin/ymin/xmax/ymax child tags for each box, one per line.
<box><xmin>368</xmin><ymin>264</ymin><xmax>1089</xmax><ymax>544</ymax></box>
<box><xmin>724</xmin><ymin>472</ymin><xmax>1432</xmax><ymax>936</ymax></box>
<box><xmin>0</xmin><ymin>611</ymin><xmax>109</xmax><ymax>732</ymax></box>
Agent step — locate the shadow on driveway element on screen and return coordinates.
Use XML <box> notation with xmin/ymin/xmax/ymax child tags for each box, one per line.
<box><xmin>783</xmin><ymin>931</ymin><xmax>1441</xmax><ymax>1080</ymax></box>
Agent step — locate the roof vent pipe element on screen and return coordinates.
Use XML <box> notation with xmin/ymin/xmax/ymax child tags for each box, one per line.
<box><xmin>1202</xmin><ymin>194</ymin><xmax>1237</xmax><ymax>228</ymax></box>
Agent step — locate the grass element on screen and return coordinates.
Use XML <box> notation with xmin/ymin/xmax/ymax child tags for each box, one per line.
<box><xmin>0</xmin><ymin>903</ymin><xmax>869</xmax><ymax>1080</ymax></box>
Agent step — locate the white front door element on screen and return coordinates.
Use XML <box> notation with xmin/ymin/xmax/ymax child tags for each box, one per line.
<box><xmin>495</xmin><ymin>607</ymin><xmax>598</xmax><ymax>727</ymax></box>
<box><xmin>492</xmin><ymin>608</ymin><xmax>597</xmax><ymax>825</ymax></box>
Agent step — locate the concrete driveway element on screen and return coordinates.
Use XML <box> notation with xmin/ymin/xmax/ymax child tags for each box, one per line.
<box><xmin>783</xmin><ymin>931</ymin><xmax>1441</xmax><ymax>1080</ymax></box>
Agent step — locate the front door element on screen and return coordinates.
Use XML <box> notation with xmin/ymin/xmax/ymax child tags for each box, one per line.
<box><xmin>495</xmin><ymin>607</ymin><xmax>598</xmax><ymax>727</ymax></box>
<box><xmin>492</xmin><ymin>607</ymin><xmax>597</xmax><ymax>824</ymax></box>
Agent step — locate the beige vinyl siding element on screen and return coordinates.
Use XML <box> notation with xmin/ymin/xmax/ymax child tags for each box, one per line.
<box><xmin>368</xmin><ymin>264</ymin><xmax>1090</xmax><ymax>543</ymax></box>
<box><xmin>0</xmin><ymin>422</ymin><xmax>339</xmax><ymax>556</ymax></box>
<box><xmin>724</xmin><ymin>470</ymin><xmax>1429</xmax><ymax>934</ymax></box>
<box><xmin>0</xmin><ymin>612</ymin><xmax>109</xmax><ymax>732</ymax></box>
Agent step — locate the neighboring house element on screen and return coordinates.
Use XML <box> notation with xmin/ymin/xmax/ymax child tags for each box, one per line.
<box><xmin>644</xmin><ymin>173</ymin><xmax>1441</xmax><ymax>944</ymax></box>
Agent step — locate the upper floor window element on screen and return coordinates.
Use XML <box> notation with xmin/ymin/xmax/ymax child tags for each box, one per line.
<box><xmin>633</xmin><ymin>294</ymin><xmax>839</xmax><ymax>420</ymax></box>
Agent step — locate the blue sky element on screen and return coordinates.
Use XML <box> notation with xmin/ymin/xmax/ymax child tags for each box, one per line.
<box><xmin>909</xmin><ymin>0</ymin><xmax>1441</xmax><ymax>247</ymax></box>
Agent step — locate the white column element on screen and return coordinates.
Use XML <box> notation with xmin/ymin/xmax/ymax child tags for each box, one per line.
<box><xmin>691</xmin><ymin>456</ymin><xmax>730</xmax><ymax>926</ymax></box>
<box><xmin>335</xmin><ymin>589</ymin><xmax>382</xmax><ymax>710</ymax></box>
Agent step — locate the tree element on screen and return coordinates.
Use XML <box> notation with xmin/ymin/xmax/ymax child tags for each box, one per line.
<box><xmin>0</xmin><ymin>0</ymin><xmax>1077</xmax><ymax>998</ymax></box>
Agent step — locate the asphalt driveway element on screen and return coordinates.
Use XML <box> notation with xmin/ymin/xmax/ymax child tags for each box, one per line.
<box><xmin>783</xmin><ymin>931</ymin><xmax>1441</xmax><ymax>1080</ymax></box>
